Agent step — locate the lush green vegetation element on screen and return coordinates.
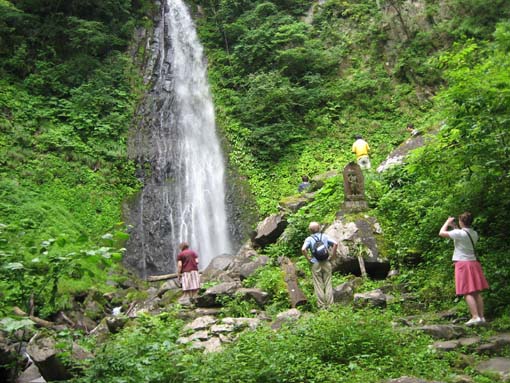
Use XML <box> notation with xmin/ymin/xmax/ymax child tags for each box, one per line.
<box><xmin>1</xmin><ymin>0</ymin><xmax>510</xmax><ymax>382</ymax></box>
<box><xmin>191</xmin><ymin>0</ymin><xmax>510</xmax><ymax>316</ymax></box>
<box><xmin>0</xmin><ymin>0</ymin><xmax>152</xmax><ymax>316</ymax></box>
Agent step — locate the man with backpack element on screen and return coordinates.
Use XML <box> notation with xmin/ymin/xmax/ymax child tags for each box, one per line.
<box><xmin>301</xmin><ymin>222</ymin><xmax>338</xmax><ymax>309</ymax></box>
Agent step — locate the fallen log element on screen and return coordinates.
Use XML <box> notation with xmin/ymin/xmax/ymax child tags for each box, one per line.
<box><xmin>280</xmin><ymin>257</ymin><xmax>307</xmax><ymax>308</ymax></box>
<box><xmin>146</xmin><ymin>273</ymin><xmax>178</xmax><ymax>282</ymax></box>
<box><xmin>13</xmin><ymin>307</ymin><xmax>55</xmax><ymax>328</ymax></box>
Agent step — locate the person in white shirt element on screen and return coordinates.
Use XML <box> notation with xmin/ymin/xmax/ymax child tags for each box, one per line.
<box><xmin>439</xmin><ymin>212</ymin><xmax>489</xmax><ymax>326</ymax></box>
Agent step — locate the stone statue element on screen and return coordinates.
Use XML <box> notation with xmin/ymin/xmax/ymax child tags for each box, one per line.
<box><xmin>342</xmin><ymin>162</ymin><xmax>368</xmax><ymax>212</ymax></box>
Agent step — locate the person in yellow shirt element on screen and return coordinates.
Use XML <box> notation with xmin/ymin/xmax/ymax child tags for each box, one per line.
<box><xmin>351</xmin><ymin>134</ymin><xmax>371</xmax><ymax>169</ymax></box>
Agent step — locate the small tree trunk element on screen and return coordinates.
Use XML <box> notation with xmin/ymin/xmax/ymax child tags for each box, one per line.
<box><xmin>357</xmin><ymin>255</ymin><xmax>368</xmax><ymax>279</ymax></box>
<box><xmin>281</xmin><ymin>257</ymin><xmax>307</xmax><ymax>308</ymax></box>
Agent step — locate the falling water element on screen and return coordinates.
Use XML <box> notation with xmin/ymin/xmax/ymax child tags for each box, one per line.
<box><xmin>125</xmin><ymin>0</ymin><xmax>232</xmax><ymax>278</ymax></box>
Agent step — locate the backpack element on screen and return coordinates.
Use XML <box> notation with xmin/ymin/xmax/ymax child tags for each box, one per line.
<box><xmin>311</xmin><ymin>234</ymin><xmax>329</xmax><ymax>261</ymax></box>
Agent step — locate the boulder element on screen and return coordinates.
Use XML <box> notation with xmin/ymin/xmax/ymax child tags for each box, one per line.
<box><xmin>201</xmin><ymin>255</ymin><xmax>236</xmax><ymax>282</ymax></box>
<box><xmin>477</xmin><ymin>333</ymin><xmax>510</xmax><ymax>355</ymax></box>
<box><xmin>236</xmin><ymin>288</ymin><xmax>270</xmax><ymax>307</ymax></box>
<box><xmin>221</xmin><ymin>317</ymin><xmax>261</xmax><ymax>330</ymax></box>
<box><xmin>353</xmin><ymin>289</ymin><xmax>388</xmax><ymax>308</ymax></box>
<box><xmin>311</xmin><ymin>170</ymin><xmax>338</xmax><ymax>191</ymax></box>
<box><xmin>26</xmin><ymin>334</ymin><xmax>72</xmax><ymax>381</ymax></box>
<box><xmin>251</xmin><ymin>214</ymin><xmax>288</xmax><ymax>248</ymax></box>
<box><xmin>413</xmin><ymin>325</ymin><xmax>466</xmax><ymax>340</ymax></box>
<box><xmin>239</xmin><ymin>256</ymin><xmax>269</xmax><ymax>280</ymax></box>
<box><xmin>15</xmin><ymin>364</ymin><xmax>45</xmax><ymax>383</ymax></box>
<box><xmin>476</xmin><ymin>357</ymin><xmax>510</xmax><ymax>382</ymax></box>
<box><xmin>195</xmin><ymin>281</ymin><xmax>242</xmax><ymax>307</ymax></box>
<box><xmin>384</xmin><ymin>377</ymin><xmax>446</xmax><ymax>383</ymax></box>
<box><xmin>377</xmin><ymin>133</ymin><xmax>427</xmax><ymax>173</ymax></box>
<box><xmin>271</xmin><ymin>308</ymin><xmax>301</xmax><ymax>330</ymax></box>
<box><xmin>279</xmin><ymin>194</ymin><xmax>314</xmax><ymax>213</ymax></box>
<box><xmin>106</xmin><ymin>316</ymin><xmax>129</xmax><ymax>334</ymax></box>
<box><xmin>325</xmin><ymin>217</ymin><xmax>389</xmax><ymax>279</ymax></box>
<box><xmin>183</xmin><ymin>316</ymin><xmax>217</xmax><ymax>332</ymax></box>
<box><xmin>201</xmin><ymin>337</ymin><xmax>222</xmax><ymax>353</ymax></box>
<box><xmin>333</xmin><ymin>282</ymin><xmax>355</xmax><ymax>304</ymax></box>
<box><xmin>210</xmin><ymin>324</ymin><xmax>235</xmax><ymax>334</ymax></box>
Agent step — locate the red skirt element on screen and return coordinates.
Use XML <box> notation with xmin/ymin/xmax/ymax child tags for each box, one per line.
<box><xmin>455</xmin><ymin>261</ymin><xmax>489</xmax><ymax>295</ymax></box>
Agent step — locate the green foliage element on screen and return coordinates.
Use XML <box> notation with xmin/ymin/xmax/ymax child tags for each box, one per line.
<box><xmin>73</xmin><ymin>306</ymin><xmax>458</xmax><ymax>383</ymax></box>
<box><xmin>0</xmin><ymin>0</ymin><xmax>148</xmax><ymax>319</ymax></box>
<box><xmin>0</xmin><ymin>222</ymin><xmax>127</xmax><ymax>317</ymax></box>
<box><xmin>73</xmin><ymin>312</ymin><xmax>185</xmax><ymax>383</ymax></box>
<box><xmin>377</xmin><ymin>22</ymin><xmax>510</xmax><ymax>315</ymax></box>
<box><xmin>186</xmin><ymin>307</ymin><xmax>452</xmax><ymax>383</ymax></box>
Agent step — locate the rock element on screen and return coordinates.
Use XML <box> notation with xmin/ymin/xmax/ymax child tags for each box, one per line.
<box><xmin>414</xmin><ymin>325</ymin><xmax>466</xmax><ymax>340</ymax></box>
<box><xmin>183</xmin><ymin>316</ymin><xmax>217</xmax><ymax>332</ymax></box>
<box><xmin>210</xmin><ymin>324</ymin><xmax>235</xmax><ymax>334</ymax></box>
<box><xmin>1</xmin><ymin>335</ymin><xmax>17</xmax><ymax>383</ymax></box>
<box><xmin>16</xmin><ymin>364</ymin><xmax>45</xmax><ymax>383</ymax></box>
<box><xmin>71</xmin><ymin>342</ymin><xmax>93</xmax><ymax>361</ymax></box>
<box><xmin>157</xmin><ymin>279</ymin><xmax>181</xmax><ymax>297</ymax></box>
<box><xmin>195</xmin><ymin>281</ymin><xmax>242</xmax><ymax>307</ymax></box>
<box><xmin>188</xmin><ymin>330</ymin><xmax>210</xmax><ymax>342</ymax></box>
<box><xmin>236</xmin><ymin>288</ymin><xmax>270</xmax><ymax>307</ymax></box>
<box><xmin>201</xmin><ymin>254</ymin><xmax>239</xmax><ymax>283</ymax></box>
<box><xmin>126</xmin><ymin>297</ymin><xmax>162</xmax><ymax>317</ymax></box>
<box><xmin>251</xmin><ymin>214</ymin><xmax>288</xmax><ymax>248</ymax></box>
<box><xmin>106</xmin><ymin>316</ymin><xmax>129</xmax><ymax>334</ymax></box>
<box><xmin>89</xmin><ymin>320</ymin><xmax>110</xmax><ymax>343</ymax></box>
<box><xmin>325</xmin><ymin>217</ymin><xmax>389</xmax><ymax>279</ymax></box>
<box><xmin>384</xmin><ymin>377</ymin><xmax>445</xmax><ymax>383</ymax></box>
<box><xmin>193</xmin><ymin>308</ymin><xmax>222</xmax><ymax>317</ymax></box>
<box><xmin>477</xmin><ymin>333</ymin><xmax>510</xmax><ymax>354</ymax></box>
<box><xmin>202</xmin><ymin>337</ymin><xmax>222</xmax><ymax>353</ymax></box>
<box><xmin>476</xmin><ymin>357</ymin><xmax>510</xmax><ymax>381</ymax></box>
<box><xmin>451</xmin><ymin>375</ymin><xmax>474</xmax><ymax>383</ymax></box>
<box><xmin>271</xmin><ymin>308</ymin><xmax>301</xmax><ymax>330</ymax></box>
<box><xmin>239</xmin><ymin>256</ymin><xmax>269</xmax><ymax>280</ymax></box>
<box><xmin>311</xmin><ymin>170</ymin><xmax>338</xmax><ymax>190</ymax></box>
<box><xmin>221</xmin><ymin>317</ymin><xmax>261</xmax><ymax>330</ymax></box>
<box><xmin>26</xmin><ymin>334</ymin><xmax>72</xmax><ymax>381</ymax></box>
<box><xmin>432</xmin><ymin>340</ymin><xmax>459</xmax><ymax>352</ymax></box>
<box><xmin>377</xmin><ymin>133</ymin><xmax>427</xmax><ymax>173</ymax></box>
<box><xmin>433</xmin><ymin>337</ymin><xmax>480</xmax><ymax>352</ymax></box>
<box><xmin>333</xmin><ymin>282</ymin><xmax>354</xmax><ymax>304</ymax></box>
<box><xmin>353</xmin><ymin>289</ymin><xmax>388</xmax><ymax>308</ymax></box>
<box><xmin>279</xmin><ymin>194</ymin><xmax>314</xmax><ymax>213</ymax></box>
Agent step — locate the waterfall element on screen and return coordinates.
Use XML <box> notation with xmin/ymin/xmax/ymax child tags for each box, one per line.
<box><xmin>125</xmin><ymin>0</ymin><xmax>232</xmax><ymax>278</ymax></box>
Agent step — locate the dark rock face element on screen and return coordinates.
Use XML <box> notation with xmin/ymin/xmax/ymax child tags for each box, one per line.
<box><xmin>251</xmin><ymin>214</ymin><xmax>288</xmax><ymax>248</ymax></box>
<box><xmin>123</xmin><ymin>0</ymin><xmax>233</xmax><ymax>279</ymax></box>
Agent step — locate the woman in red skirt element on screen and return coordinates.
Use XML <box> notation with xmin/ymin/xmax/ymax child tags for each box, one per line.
<box><xmin>176</xmin><ymin>242</ymin><xmax>200</xmax><ymax>301</ymax></box>
<box><xmin>439</xmin><ymin>212</ymin><xmax>489</xmax><ymax>326</ymax></box>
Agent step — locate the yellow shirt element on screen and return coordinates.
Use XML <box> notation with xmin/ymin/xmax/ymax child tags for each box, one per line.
<box><xmin>352</xmin><ymin>139</ymin><xmax>370</xmax><ymax>159</ymax></box>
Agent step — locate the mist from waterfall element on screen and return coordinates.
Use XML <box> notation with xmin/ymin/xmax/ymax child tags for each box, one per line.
<box><xmin>125</xmin><ymin>0</ymin><xmax>232</xmax><ymax>277</ymax></box>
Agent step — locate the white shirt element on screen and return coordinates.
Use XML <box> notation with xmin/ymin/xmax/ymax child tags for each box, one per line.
<box><xmin>448</xmin><ymin>228</ymin><xmax>478</xmax><ymax>261</ymax></box>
